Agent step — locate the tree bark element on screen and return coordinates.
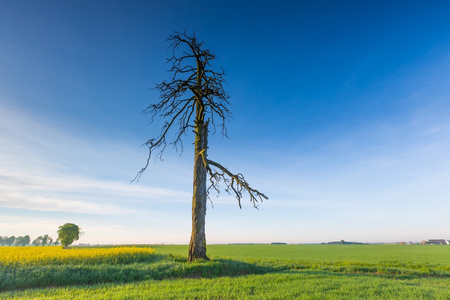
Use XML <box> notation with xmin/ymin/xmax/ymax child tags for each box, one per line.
<box><xmin>188</xmin><ymin>118</ymin><xmax>209</xmax><ymax>261</ymax></box>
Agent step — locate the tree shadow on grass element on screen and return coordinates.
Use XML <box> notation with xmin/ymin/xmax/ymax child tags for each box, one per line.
<box><xmin>1</xmin><ymin>256</ymin><xmax>278</xmax><ymax>292</ymax></box>
<box><xmin>175</xmin><ymin>259</ymin><xmax>278</xmax><ymax>279</ymax></box>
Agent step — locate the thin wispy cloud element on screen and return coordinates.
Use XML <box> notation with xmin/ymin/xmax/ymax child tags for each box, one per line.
<box><xmin>0</xmin><ymin>102</ymin><xmax>190</xmax><ymax>216</ymax></box>
<box><xmin>1</xmin><ymin>194</ymin><xmax>127</xmax><ymax>215</ymax></box>
<box><xmin>0</xmin><ymin>216</ymin><xmax>61</xmax><ymax>231</ymax></box>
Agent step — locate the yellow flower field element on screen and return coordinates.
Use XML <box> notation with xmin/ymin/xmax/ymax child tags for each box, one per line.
<box><xmin>0</xmin><ymin>246</ymin><xmax>155</xmax><ymax>267</ymax></box>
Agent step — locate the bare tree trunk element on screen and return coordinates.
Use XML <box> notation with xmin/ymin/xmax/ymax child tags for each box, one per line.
<box><xmin>188</xmin><ymin>119</ymin><xmax>209</xmax><ymax>261</ymax></box>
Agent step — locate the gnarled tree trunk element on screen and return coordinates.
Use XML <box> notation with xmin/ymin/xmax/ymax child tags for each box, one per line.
<box><xmin>188</xmin><ymin>118</ymin><xmax>209</xmax><ymax>261</ymax></box>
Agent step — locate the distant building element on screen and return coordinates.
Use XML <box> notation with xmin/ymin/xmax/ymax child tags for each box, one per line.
<box><xmin>428</xmin><ymin>239</ymin><xmax>449</xmax><ymax>245</ymax></box>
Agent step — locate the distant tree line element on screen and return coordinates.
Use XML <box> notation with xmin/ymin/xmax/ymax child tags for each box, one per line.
<box><xmin>0</xmin><ymin>235</ymin><xmax>59</xmax><ymax>246</ymax></box>
<box><xmin>325</xmin><ymin>240</ymin><xmax>366</xmax><ymax>245</ymax></box>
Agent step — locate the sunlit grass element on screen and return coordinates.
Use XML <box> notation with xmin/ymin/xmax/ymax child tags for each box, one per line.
<box><xmin>3</xmin><ymin>271</ymin><xmax>450</xmax><ymax>299</ymax></box>
<box><xmin>2</xmin><ymin>244</ymin><xmax>450</xmax><ymax>299</ymax></box>
<box><xmin>0</xmin><ymin>246</ymin><xmax>272</xmax><ymax>291</ymax></box>
<box><xmin>152</xmin><ymin>244</ymin><xmax>450</xmax><ymax>264</ymax></box>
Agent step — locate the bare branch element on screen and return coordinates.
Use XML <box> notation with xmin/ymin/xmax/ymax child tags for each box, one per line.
<box><xmin>198</xmin><ymin>150</ymin><xmax>268</xmax><ymax>208</ymax></box>
<box><xmin>132</xmin><ymin>99</ymin><xmax>192</xmax><ymax>182</ymax></box>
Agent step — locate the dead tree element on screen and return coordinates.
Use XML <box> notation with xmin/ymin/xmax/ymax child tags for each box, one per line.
<box><xmin>134</xmin><ymin>31</ymin><xmax>268</xmax><ymax>261</ymax></box>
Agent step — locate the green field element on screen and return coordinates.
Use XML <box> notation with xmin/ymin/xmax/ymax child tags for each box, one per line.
<box><xmin>2</xmin><ymin>244</ymin><xmax>450</xmax><ymax>299</ymax></box>
<box><xmin>153</xmin><ymin>244</ymin><xmax>450</xmax><ymax>263</ymax></box>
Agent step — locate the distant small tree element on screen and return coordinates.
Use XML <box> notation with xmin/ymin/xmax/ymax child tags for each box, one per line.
<box><xmin>32</xmin><ymin>236</ymin><xmax>43</xmax><ymax>246</ymax></box>
<box><xmin>23</xmin><ymin>235</ymin><xmax>31</xmax><ymax>246</ymax></box>
<box><xmin>33</xmin><ymin>235</ymin><xmax>54</xmax><ymax>246</ymax></box>
<box><xmin>5</xmin><ymin>236</ymin><xmax>15</xmax><ymax>246</ymax></box>
<box><xmin>41</xmin><ymin>234</ymin><xmax>53</xmax><ymax>246</ymax></box>
<box><xmin>0</xmin><ymin>236</ymin><xmax>11</xmax><ymax>246</ymax></box>
<box><xmin>57</xmin><ymin>223</ymin><xmax>81</xmax><ymax>248</ymax></box>
<box><xmin>14</xmin><ymin>235</ymin><xmax>30</xmax><ymax>246</ymax></box>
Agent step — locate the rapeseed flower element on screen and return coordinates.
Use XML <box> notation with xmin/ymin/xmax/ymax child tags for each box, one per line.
<box><xmin>0</xmin><ymin>246</ymin><xmax>155</xmax><ymax>267</ymax></box>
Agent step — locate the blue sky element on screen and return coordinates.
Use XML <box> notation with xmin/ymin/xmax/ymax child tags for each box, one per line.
<box><xmin>1</xmin><ymin>0</ymin><xmax>450</xmax><ymax>244</ymax></box>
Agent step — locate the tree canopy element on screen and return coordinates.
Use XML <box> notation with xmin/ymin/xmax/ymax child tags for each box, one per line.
<box><xmin>57</xmin><ymin>223</ymin><xmax>81</xmax><ymax>248</ymax></box>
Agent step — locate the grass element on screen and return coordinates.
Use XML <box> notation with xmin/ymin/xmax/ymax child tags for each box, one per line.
<box><xmin>1</xmin><ymin>244</ymin><xmax>450</xmax><ymax>299</ymax></box>
<box><xmin>0</xmin><ymin>247</ymin><xmax>273</xmax><ymax>291</ymax></box>
<box><xmin>5</xmin><ymin>272</ymin><xmax>450</xmax><ymax>299</ymax></box>
<box><xmin>152</xmin><ymin>244</ymin><xmax>450</xmax><ymax>263</ymax></box>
